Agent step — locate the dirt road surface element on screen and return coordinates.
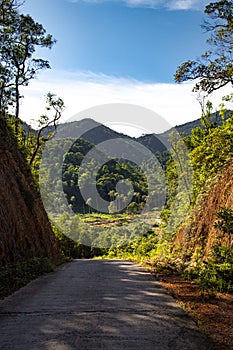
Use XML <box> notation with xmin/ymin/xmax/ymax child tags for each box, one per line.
<box><xmin>0</xmin><ymin>259</ymin><xmax>215</xmax><ymax>350</ymax></box>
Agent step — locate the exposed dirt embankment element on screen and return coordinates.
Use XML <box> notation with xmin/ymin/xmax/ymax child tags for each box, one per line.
<box><xmin>174</xmin><ymin>161</ymin><xmax>233</xmax><ymax>258</ymax></box>
<box><xmin>0</xmin><ymin>117</ymin><xmax>59</xmax><ymax>267</ymax></box>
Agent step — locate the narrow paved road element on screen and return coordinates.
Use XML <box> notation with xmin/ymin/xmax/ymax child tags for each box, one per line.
<box><xmin>0</xmin><ymin>259</ymin><xmax>214</xmax><ymax>350</ymax></box>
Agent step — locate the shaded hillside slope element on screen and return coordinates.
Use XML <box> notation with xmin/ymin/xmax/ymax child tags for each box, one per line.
<box><xmin>174</xmin><ymin>161</ymin><xmax>233</xmax><ymax>259</ymax></box>
<box><xmin>163</xmin><ymin>111</ymin><xmax>225</xmax><ymax>137</ymax></box>
<box><xmin>0</xmin><ymin>117</ymin><xmax>60</xmax><ymax>267</ymax></box>
<box><xmin>40</xmin><ymin>114</ymin><xmax>225</xmax><ymax>156</ymax></box>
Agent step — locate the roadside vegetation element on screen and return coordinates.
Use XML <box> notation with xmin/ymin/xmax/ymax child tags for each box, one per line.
<box><xmin>0</xmin><ymin>257</ymin><xmax>57</xmax><ymax>299</ymax></box>
<box><xmin>0</xmin><ymin>2</ymin><xmax>233</xmax><ymax>347</ymax></box>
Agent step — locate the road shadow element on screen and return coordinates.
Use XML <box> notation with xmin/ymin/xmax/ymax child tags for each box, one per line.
<box><xmin>0</xmin><ymin>259</ymin><xmax>215</xmax><ymax>350</ymax></box>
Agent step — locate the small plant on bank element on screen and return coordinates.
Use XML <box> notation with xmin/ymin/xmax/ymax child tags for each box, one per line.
<box><xmin>186</xmin><ymin>208</ymin><xmax>233</xmax><ymax>295</ymax></box>
<box><xmin>214</xmin><ymin>206</ymin><xmax>233</xmax><ymax>246</ymax></box>
<box><xmin>0</xmin><ymin>257</ymin><xmax>56</xmax><ymax>299</ymax></box>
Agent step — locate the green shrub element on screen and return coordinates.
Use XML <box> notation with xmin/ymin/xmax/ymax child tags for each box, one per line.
<box><xmin>0</xmin><ymin>257</ymin><xmax>56</xmax><ymax>299</ymax></box>
<box><xmin>185</xmin><ymin>244</ymin><xmax>233</xmax><ymax>294</ymax></box>
<box><xmin>197</xmin><ymin>260</ymin><xmax>233</xmax><ymax>293</ymax></box>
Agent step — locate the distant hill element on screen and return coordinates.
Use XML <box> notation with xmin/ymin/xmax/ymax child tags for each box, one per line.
<box><xmin>137</xmin><ymin>133</ymin><xmax>168</xmax><ymax>154</ymax></box>
<box><xmin>163</xmin><ymin>111</ymin><xmax>225</xmax><ymax>137</ymax></box>
<box><xmin>138</xmin><ymin>111</ymin><xmax>227</xmax><ymax>154</ymax></box>
<box><xmin>42</xmin><ymin>118</ymin><xmax>131</xmax><ymax>143</ymax></box>
<box><xmin>41</xmin><ymin>118</ymin><xmax>168</xmax><ymax>156</ymax></box>
<box><xmin>26</xmin><ymin>110</ymin><xmax>230</xmax><ymax>157</ymax></box>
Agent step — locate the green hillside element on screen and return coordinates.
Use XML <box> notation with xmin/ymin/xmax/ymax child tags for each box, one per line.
<box><xmin>61</xmin><ymin>137</ymin><xmax>148</xmax><ymax>214</ymax></box>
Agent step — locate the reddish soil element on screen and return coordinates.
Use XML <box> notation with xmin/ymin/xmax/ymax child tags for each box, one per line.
<box><xmin>153</xmin><ymin>273</ymin><xmax>233</xmax><ymax>350</ymax></box>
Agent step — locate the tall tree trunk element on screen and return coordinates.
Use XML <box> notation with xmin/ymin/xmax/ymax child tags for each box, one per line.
<box><xmin>15</xmin><ymin>74</ymin><xmax>20</xmax><ymax>136</ymax></box>
<box><xmin>170</xmin><ymin>142</ymin><xmax>192</xmax><ymax>205</ymax></box>
<box><xmin>0</xmin><ymin>81</ymin><xmax>6</xmax><ymax>116</ymax></box>
<box><xmin>0</xmin><ymin>89</ymin><xmax>3</xmax><ymax>114</ymax></box>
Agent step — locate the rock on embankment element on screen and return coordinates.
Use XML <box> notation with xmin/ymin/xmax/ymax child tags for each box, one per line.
<box><xmin>174</xmin><ymin>161</ymin><xmax>233</xmax><ymax>258</ymax></box>
<box><xmin>0</xmin><ymin>117</ymin><xmax>59</xmax><ymax>267</ymax></box>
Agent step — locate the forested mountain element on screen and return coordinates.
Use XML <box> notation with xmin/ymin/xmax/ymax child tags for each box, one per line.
<box><xmin>30</xmin><ymin>111</ymin><xmax>230</xmax><ymax>216</ymax></box>
<box><xmin>40</xmin><ymin>110</ymin><xmax>227</xmax><ymax>157</ymax></box>
<box><xmin>138</xmin><ymin>110</ymin><xmax>228</xmax><ymax>153</ymax></box>
<box><xmin>62</xmin><ymin>137</ymin><xmax>149</xmax><ymax>214</ymax></box>
<box><xmin>58</xmin><ymin>118</ymin><xmax>168</xmax><ymax>154</ymax></box>
<box><xmin>43</xmin><ymin>118</ymin><xmax>131</xmax><ymax>142</ymax></box>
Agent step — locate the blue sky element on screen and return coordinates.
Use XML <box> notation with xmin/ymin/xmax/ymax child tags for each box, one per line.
<box><xmin>22</xmin><ymin>0</ymin><xmax>209</xmax><ymax>82</ymax></box>
<box><xmin>20</xmin><ymin>0</ymin><xmax>231</xmax><ymax>135</ymax></box>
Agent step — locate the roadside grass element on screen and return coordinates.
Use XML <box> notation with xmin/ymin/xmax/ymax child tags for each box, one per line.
<box><xmin>0</xmin><ymin>256</ymin><xmax>65</xmax><ymax>299</ymax></box>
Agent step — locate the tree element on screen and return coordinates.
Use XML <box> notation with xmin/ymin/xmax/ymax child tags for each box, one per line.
<box><xmin>29</xmin><ymin>93</ymin><xmax>65</xmax><ymax>166</ymax></box>
<box><xmin>175</xmin><ymin>0</ymin><xmax>233</xmax><ymax>93</ymax></box>
<box><xmin>0</xmin><ymin>0</ymin><xmax>56</xmax><ymax>126</ymax></box>
<box><xmin>190</xmin><ymin>108</ymin><xmax>233</xmax><ymax>197</ymax></box>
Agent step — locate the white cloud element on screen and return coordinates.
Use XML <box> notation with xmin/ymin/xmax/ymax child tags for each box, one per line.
<box><xmin>167</xmin><ymin>0</ymin><xmax>209</xmax><ymax>10</ymax></box>
<box><xmin>122</xmin><ymin>0</ymin><xmax>162</xmax><ymax>8</ymax></box>
<box><xmin>20</xmin><ymin>69</ymin><xmax>232</xmax><ymax>136</ymax></box>
<box><xmin>68</xmin><ymin>0</ymin><xmax>209</xmax><ymax>10</ymax></box>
